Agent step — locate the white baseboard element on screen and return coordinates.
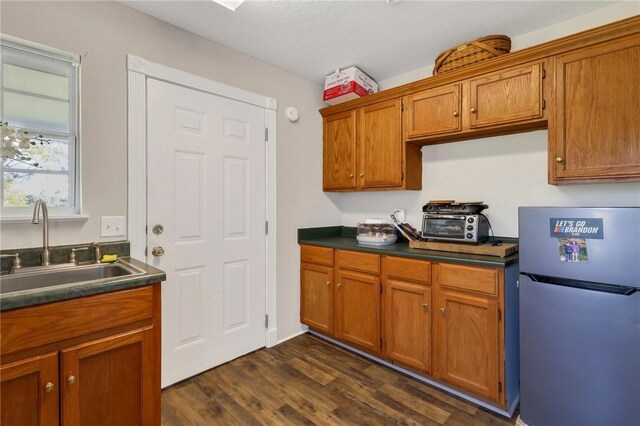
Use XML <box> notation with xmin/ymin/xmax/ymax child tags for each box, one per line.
<box><xmin>275</xmin><ymin>328</ymin><xmax>308</xmax><ymax>346</ymax></box>
<box><xmin>266</xmin><ymin>327</ymin><xmax>279</xmax><ymax>348</ymax></box>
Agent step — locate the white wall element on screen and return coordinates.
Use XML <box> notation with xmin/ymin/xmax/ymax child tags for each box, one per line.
<box><xmin>0</xmin><ymin>1</ymin><xmax>342</xmax><ymax>341</ymax></box>
<box><xmin>339</xmin><ymin>2</ymin><xmax>640</xmax><ymax>236</ymax></box>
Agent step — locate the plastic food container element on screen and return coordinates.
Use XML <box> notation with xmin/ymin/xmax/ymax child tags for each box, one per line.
<box><xmin>356</xmin><ymin>219</ymin><xmax>397</xmax><ymax>246</ymax></box>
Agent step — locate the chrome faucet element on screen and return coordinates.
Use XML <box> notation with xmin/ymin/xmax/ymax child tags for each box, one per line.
<box><xmin>31</xmin><ymin>199</ymin><xmax>51</xmax><ymax>266</ymax></box>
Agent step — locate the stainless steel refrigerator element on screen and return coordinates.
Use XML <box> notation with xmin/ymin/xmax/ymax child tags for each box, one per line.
<box><xmin>518</xmin><ymin>207</ymin><xmax>640</xmax><ymax>426</ymax></box>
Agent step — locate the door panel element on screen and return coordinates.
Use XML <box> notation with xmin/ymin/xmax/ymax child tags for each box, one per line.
<box><xmin>359</xmin><ymin>99</ymin><xmax>403</xmax><ymax>188</ymax></box>
<box><xmin>323</xmin><ymin>110</ymin><xmax>357</xmax><ymax>190</ymax></box>
<box><xmin>405</xmin><ymin>84</ymin><xmax>462</xmax><ymax>139</ymax></box>
<box><xmin>60</xmin><ymin>328</ymin><xmax>156</xmax><ymax>426</ymax></box>
<box><xmin>0</xmin><ymin>353</ymin><xmax>58</xmax><ymax>426</ymax></box>
<box><xmin>436</xmin><ymin>290</ymin><xmax>499</xmax><ymax>401</ymax></box>
<box><xmin>384</xmin><ymin>279</ymin><xmax>431</xmax><ymax>373</ymax></box>
<box><xmin>335</xmin><ymin>269</ymin><xmax>380</xmax><ymax>353</ymax></box>
<box><xmin>469</xmin><ymin>62</ymin><xmax>542</xmax><ymax>128</ymax></box>
<box><xmin>147</xmin><ymin>79</ymin><xmax>267</xmax><ymax>387</ymax></box>
<box><xmin>300</xmin><ymin>262</ymin><xmax>334</xmax><ymax>335</ymax></box>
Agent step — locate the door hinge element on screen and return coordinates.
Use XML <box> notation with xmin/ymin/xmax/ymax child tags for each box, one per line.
<box><xmin>265</xmin><ymin>221</ymin><xmax>269</xmax><ymax>235</ymax></box>
<box><xmin>265</xmin><ymin>128</ymin><xmax>268</xmax><ymax>141</ymax></box>
<box><xmin>380</xmin><ymin>338</ymin><xmax>383</xmax><ymax>348</ymax></box>
<box><xmin>498</xmin><ymin>381</ymin><xmax>502</xmax><ymax>393</ymax></box>
<box><xmin>542</xmin><ymin>68</ymin><xmax>546</xmax><ymax>79</ymax></box>
<box><xmin>401</xmin><ymin>171</ymin><xmax>404</xmax><ymax>181</ymax></box>
<box><xmin>265</xmin><ymin>314</ymin><xmax>269</xmax><ymax>328</ymax></box>
<box><xmin>400</xmin><ymin>102</ymin><xmax>404</xmax><ymax>112</ymax></box>
<box><xmin>145</xmin><ymin>225</ymin><xmax>148</xmax><ymax>234</ymax></box>
<box><xmin>498</xmin><ymin>309</ymin><xmax>502</xmax><ymax>321</ymax></box>
<box><xmin>144</xmin><ymin>247</ymin><xmax>148</xmax><ymax>257</ymax></box>
<box><xmin>542</xmin><ymin>99</ymin><xmax>546</xmax><ymax>110</ymax></box>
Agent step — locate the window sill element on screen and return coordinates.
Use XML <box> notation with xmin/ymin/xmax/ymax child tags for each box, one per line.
<box><xmin>0</xmin><ymin>214</ymin><xmax>90</xmax><ymax>223</ymax></box>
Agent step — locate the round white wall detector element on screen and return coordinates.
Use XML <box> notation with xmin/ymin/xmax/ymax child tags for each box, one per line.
<box><xmin>284</xmin><ymin>106</ymin><xmax>299</xmax><ymax>122</ymax></box>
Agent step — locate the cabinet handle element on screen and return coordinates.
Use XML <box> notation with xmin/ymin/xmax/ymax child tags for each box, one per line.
<box><xmin>359</xmin><ymin>173</ymin><xmax>364</xmax><ymax>178</ymax></box>
<box><xmin>452</xmin><ymin>111</ymin><xmax>459</xmax><ymax>117</ymax></box>
<box><xmin>439</xmin><ymin>308</ymin><xmax>445</xmax><ymax>316</ymax></box>
<box><xmin>422</xmin><ymin>303</ymin><xmax>429</xmax><ymax>311</ymax></box>
<box><xmin>555</xmin><ymin>157</ymin><xmax>564</xmax><ymax>163</ymax></box>
<box><xmin>337</xmin><ymin>283</ymin><xmax>342</xmax><ymax>288</ymax></box>
<box><xmin>349</xmin><ymin>173</ymin><xmax>354</xmax><ymax>178</ymax></box>
<box><xmin>470</xmin><ymin>107</ymin><xmax>477</xmax><ymax>114</ymax></box>
<box><xmin>44</xmin><ymin>382</ymin><xmax>55</xmax><ymax>393</ymax></box>
<box><xmin>326</xmin><ymin>280</ymin><xmax>331</xmax><ymax>287</ymax></box>
<box><xmin>67</xmin><ymin>375</ymin><xmax>77</xmax><ymax>385</ymax></box>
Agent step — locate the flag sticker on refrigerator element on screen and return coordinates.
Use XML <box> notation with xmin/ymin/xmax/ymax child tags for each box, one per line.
<box><xmin>557</xmin><ymin>238</ymin><xmax>588</xmax><ymax>263</ymax></box>
<box><xmin>549</xmin><ymin>218</ymin><xmax>604</xmax><ymax>239</ymax></box>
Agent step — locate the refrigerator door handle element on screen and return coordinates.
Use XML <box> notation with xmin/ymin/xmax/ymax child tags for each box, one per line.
<box><xmin>522</xmin><ymin>273</ymin><xmax>638</xmax><ymax>296</ymax></box>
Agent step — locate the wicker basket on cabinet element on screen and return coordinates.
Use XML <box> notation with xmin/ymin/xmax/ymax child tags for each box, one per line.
<box><xmin>433</xmin><ymin>35</ymin><xmax>511</xmax><ymax>75</ymax></box>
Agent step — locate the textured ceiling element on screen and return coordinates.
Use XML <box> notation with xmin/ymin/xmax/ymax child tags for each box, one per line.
<box><xmin>120</xmin><ymin>0</ymin><xmax>618</xmax><ymax>84</ymax></box>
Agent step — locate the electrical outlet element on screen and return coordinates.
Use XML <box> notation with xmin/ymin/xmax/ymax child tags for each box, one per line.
<box><xmin>101</xmin><ymin>216</ymin><xmax>126</xmax><ymax>237</ymax></box>
<box><xmin>395</xmin><ymin>209</ymin><xmax>406</xmax><ymax>222</ymax></box>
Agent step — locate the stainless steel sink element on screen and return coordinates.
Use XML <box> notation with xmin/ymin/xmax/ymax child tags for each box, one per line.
<box><xmin>0</xmin><ymin>261</ymin><xmax>147</xmax><ymax>295</ymax></box>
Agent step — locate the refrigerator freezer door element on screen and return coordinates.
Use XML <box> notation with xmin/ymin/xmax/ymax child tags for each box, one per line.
<box><xmin>518</xmin><ymin>207</ymin><xmax>640</xmax><ymax>287</ymax></box>
<box><xmin>519</xmin><ymin>274</ymin><xmax>640</xmax><ymax>426</ymax></box>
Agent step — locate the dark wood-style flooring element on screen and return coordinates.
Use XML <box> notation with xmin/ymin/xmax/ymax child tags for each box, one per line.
<box><xmin>162</xmin><ymin>334</ymin><xmax>517</xmax><ymax>425</ymax></box>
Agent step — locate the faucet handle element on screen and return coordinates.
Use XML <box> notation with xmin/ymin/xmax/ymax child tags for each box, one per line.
<box><xmin>92</xmin><ymin>243</ymin><xmax>102</xmax><ymax>264</ymax></box>
<box><xmin>1</xmin><ymin>253</ymin><xmax>23</xmax><ymax>272</ymax></box>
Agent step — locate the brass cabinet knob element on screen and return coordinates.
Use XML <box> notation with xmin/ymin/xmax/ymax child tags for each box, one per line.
<box><xmin>151</xmin><ymin>246</ymin><xmax>165</xmax><ymax>257</ymax></box>
<box><xmin>359</xmin><ymin>173</ymin><xmax>364</xmax><ymax>178</ymax></box>
<box><xmin>452</xmin><ymin>111</ymin><xmax>459</xmax><ymax>117</ymax></box>
<box><xmin>555</xmin><ymin>157</ymin><xmax>564</xmax><ymax>163</ymax></box>
<box><xmin>326</xmin><ymin>280</ymin><xmax>331</xmax><ymax>287</ymax></box>
<box><xmin>470</xmin><ymin>107</ymin><xmax>477</xmax><ymax>114</ymax></box>
<box><xmin>422</xmin><ymin>303</ymin><xmax>429</xmax><ymax>311</ymax></box>
<box><xmin>67</xmin><ymin>375</ymin><xmax>76</xmax><ymax>385</ymax></box>
<box><xmin>439</xmin><ymin>308</ymin><xmax>445</xmax><ymax>315</ymax></box>
<box><xmin>349</xmin><ymin>173</ymin><xmax>354</xmax><ymax>178</ymax></box>
<box><xmin>336</xmin><ymin>283</ymin><xmax>342</xmax><ymax>288</ymax></box>
<box><xmin>44</xmin><ymin>382</ymin><xmax>55</xmax><ymax>393</ymax></box>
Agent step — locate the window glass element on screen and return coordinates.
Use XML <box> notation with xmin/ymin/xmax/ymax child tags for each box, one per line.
<box><xmin>1</xmin><ymin>38</ymin><xmax>79</xmax><ymax>215</ymax></box>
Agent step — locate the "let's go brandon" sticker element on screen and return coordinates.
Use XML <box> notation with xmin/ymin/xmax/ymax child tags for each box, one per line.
<box><xmin>550</xmin><ymin>218</ymin><xmax>604</xmax><ymax>239</ymax></box>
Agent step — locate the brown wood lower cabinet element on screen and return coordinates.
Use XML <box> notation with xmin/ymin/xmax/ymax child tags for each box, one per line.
<box><xmin>0</xmin><ymin>284</ymin><xmax>161</xmax><ymax>426</ymax></box>
<box><xmin>300</xmin><ymin>244</ymin><xmax>518</xmax><ymax>411</ymax></box>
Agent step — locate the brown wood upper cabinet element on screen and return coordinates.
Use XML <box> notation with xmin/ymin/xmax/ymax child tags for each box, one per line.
<box><xmin>550</xmin><ymin>34</ymin><xmax>640</xmax><ymax>183</ymax></box>
<box><xmin>405</xmin><ymin>62</ymin><xmax>545</xmax><ymax>142</ymax></box>
<box><xmin>323</xmin><ymin>99</ymin><xmax>422</xmax><ymax>191</ymax></box>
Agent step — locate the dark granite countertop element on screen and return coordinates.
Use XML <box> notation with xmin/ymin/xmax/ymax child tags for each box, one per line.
<box><xmin>299</xmin><ymin>226</ymin><xmax>519</xmax><ymax>268</ymax></box>
<box><xmin>0</xmin><ymin>257</ymin><xmax>166</xmax><ymax>311</ymax></box>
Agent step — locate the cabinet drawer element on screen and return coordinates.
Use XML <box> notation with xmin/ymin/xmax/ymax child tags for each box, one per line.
<box><xmin>336</xmin><ymin>250</ymin><xmax>380</xmax><ymax>274</ymax></box>
<box><xmin>437</xmin><ymin>263</ymin><xmax>498</xmax><ymax>296</ymax></box>
<box><xmin>300</xmin><ymin>245</ymin><xmax>333</xmax><ymax>266</ymax></box>
<box><xmin>382</xmin><ymin>256</ymin><xmax>431</xmax><ymax>284</ymax></box>
<box><xmin>0</xmin><ymin>286</ymin><xmax>155</xmax><ymax>356</ymax></box>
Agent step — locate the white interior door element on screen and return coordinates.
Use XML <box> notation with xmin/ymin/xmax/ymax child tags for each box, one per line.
<box><xmin>146</xmin><ymin>78</ymin><xmax>267</xmax><ymax>387</ymax></box>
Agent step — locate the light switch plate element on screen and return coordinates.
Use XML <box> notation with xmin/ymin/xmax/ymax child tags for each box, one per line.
<box><xmin>101</xmin><ymin>216</ymin><xmax>126</xmax><ymax>237</ymax></box>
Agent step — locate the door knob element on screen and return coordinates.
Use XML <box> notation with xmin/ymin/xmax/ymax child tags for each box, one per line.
<box><xmin>470</xmin><ymin>107</ymin><xmax>477</xmax><ymax>113</ymax></box>
<box><xmin>349</xmin><ymin>173</ymin><xmax>354</xmax><ymax>178</ymax></box>
<box><xmin>439</xmin><ymin>308</ymin><xmax>445</xmax><ymax>315</ymax></box>
<box><xmin>337</xmin><ymin>283</ymin><xmax>342</xmax><ymax>288</ymax></box>
<box><xmin>67</xmin><ymin>375</ymin><xmax>76</xmax><ymax>385</ymax></box>
<box><xmin>152</xmin><ymin>224</ymin><xmax>164</xmax><ymax>235</ymax></box>
<box><xmin>44</xmin><ymin>382</ymin><xmax>55</xmax><ymax>392</ymax></box>
<box><xmin>359</xmin><ymin>173</ymin><xmax>364</xmax><ymax>178</ymax></box>
<box><xmin>452</xmin><ymin>111</ymin><xmax>459</xmax><ymax>117</ymax></box>
<box><xmin>326</xmin><ymin>280</ymin><xmax>331</xmax><ymax>287</ymax></box>
<box><xmin>555</xmin><ymin>157</ymin><xmax>564</xmax><ymax>163</ymax></box>
<box><xmin>422</xmin><ymin>303</ymin><xmax>429</xmax><ymax>311</ymax></box>
<box><xmin>151</xmin><ymin>246</ymin><xmax>165</xmax><ymax>257</ymax></box>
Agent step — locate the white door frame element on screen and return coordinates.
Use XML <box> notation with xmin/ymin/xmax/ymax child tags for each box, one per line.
<box><xmin>126</xmin><ymin>54</ymin><xmax>278</xmax><ymax>347</ymax></box>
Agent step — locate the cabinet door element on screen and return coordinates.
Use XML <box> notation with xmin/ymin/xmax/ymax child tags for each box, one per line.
<box><xmin>323</xmin><ymin>110</ymin><xmax>357</xmax><ymax>190</ymax></box>
<box><xmin>384</xmin><ymin>279</ymin><xmax>431</xmax><ymax>373</ymax></box>
<box><xmin>300</xmin><ymin>262</ymin><xmax>334</xmax><ymax>335</ymax></box>
<box><xmin>358</xmin><ymin>99</ymin><xmax>403</xmax><ymax>188</ymax></box>
<box><xmin>435</xmin><ymin>290</ymin><xmax>499</xmax><ymax>402</ymax></box>
<box><xmin>469</xmin><ymin>62</ymin><xmax>543</xmax><ymax>128</ymax></box>
<box><xmin>552</xmin><ymin>36</ymin><xmax>640</xmax><ymax>182</ymax></box>
<box><xmin>335</xmin><ymin>269</ymin><xmax>380</xmax><ymax>354</ymax></box>
<box><xmin>405</xmin><ymin>84</ymin><xmax>462</xmax><ymax>139</ymax></box>
<box><xmin>60</xmin><ymin>327</ymin><xmax>158</xmax><ymax>426</ymax></box>
<box><xmin>0</xmin><ymin>353</ymin><xmax>58</xmax><ymax>426</ymax></box>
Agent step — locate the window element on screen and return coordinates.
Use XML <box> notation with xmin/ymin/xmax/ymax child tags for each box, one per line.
<box><xmin>0</xmin><ymin>36</ymin><xmax>80</xmax><ymax>217</ymax></box>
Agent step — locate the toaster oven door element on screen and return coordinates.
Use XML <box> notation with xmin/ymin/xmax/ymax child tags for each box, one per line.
<box><xmin>422</xmin><ymin>215</ymin><xmax>467</xmax><ymax>241</ymax></box>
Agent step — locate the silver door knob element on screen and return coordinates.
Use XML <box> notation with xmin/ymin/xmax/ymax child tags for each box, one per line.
<box><xmin>151</xmin><ymin>246</ymin><xmax>165</xmax><ymax>257</ymax></box>
<box><xmin>152</xmin><ymin>224</ymin><xmax>164</xmax><ymax>235</ymax></box>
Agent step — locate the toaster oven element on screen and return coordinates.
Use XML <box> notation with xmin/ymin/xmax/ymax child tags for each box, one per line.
<box><xmin>421</xmin><ymin>213</ymin><xmax>490</xmax><ymax>243</ymax></box>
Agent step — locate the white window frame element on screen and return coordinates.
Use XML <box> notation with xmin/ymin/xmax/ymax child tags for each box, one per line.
<box><xmin>0</xmin><ymin>35</ymin><xmax>83</xmax><ymax>221</ymax></box>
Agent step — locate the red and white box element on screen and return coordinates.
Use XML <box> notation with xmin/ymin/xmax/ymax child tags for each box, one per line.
<box><xmin>323</xmin><ymin>66</ymin><xmax>378</xmax><ymax>105</ymax></box>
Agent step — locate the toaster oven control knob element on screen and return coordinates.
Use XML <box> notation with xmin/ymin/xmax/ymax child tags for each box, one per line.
<box><xmin>466</xmin><ymin>233</ymin><xmax>473</xmax><ymax>239</ymax></box>
<box><xmin>467</xmin><ymin>225</ymin><xmax>474</xmax><ymax>231</ymax></box>
<box><xmin>467</xmin><ymin>217</ymin><xmax>474</xmax><ymax>223</ymax></box>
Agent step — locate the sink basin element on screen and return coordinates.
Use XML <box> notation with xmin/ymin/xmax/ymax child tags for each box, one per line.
<box><xmin>0</xmin><ymin>261</ymin><xmax>147</xmax><ymax>295</ymax></box>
